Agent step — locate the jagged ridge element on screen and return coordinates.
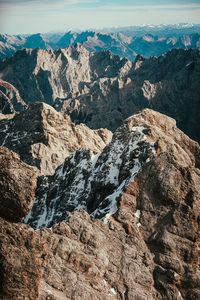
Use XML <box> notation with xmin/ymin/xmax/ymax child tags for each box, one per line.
<box><xmin>0</xmin><ymin>47</ymin><xmax>200</xmax><ymax>143</ymax></box>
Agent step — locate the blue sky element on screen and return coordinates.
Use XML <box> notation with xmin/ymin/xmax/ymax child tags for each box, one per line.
<box><xmin>0</xmin><ymin>0</ymin><xmax>200</xmax><ymax>34</ymax></box>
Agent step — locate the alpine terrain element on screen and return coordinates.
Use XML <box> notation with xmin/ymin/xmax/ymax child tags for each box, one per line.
<box><xmin>0</xmin><ymin>109</ymin><xmax>199</xmax><ymax>299</ymax></box>
<box><xmin>0</xmin><ymin>46</ymin><xmax>200</xmax><ymax>142</ymax></box>
<box><xmin>0</xmin><ymin>23</ymin><xmax>199</xmax><ymax>300</ymax></box>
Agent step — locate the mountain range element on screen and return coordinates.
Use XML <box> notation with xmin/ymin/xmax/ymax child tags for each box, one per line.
<box><xmin>0</xmin><ymin>24</ymin><xmax>200</xmax><ymax>61</ymax></box>
<box><xmin>0</xmin><ymin>46</ymin><xmax>200</xmax><ymax>143</ymax></box>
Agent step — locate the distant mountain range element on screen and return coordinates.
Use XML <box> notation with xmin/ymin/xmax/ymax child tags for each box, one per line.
<box><xmin>0</xmin><ymin>23</ymin><xmax>200</xmax><ymax>60</ymax></box>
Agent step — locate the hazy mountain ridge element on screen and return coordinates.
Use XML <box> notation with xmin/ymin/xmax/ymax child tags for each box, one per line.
<box><xmin>0</xmin><ymin>24</ymin><xmax>200</xmax><ymax>61</ymax></box>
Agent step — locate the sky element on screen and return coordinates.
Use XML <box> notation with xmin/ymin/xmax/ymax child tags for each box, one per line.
<box><xmin>0</xmin><ymin>0</ymin><xmax>200</xmax><ymax>34</ymax></box>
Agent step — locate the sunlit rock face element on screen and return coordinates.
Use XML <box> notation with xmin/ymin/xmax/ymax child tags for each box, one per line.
<box><xmin>0</xmin><ymin>102</ymin><xmax>112</xmax><ymax>175</ymax></box>
<box><xmin>0</xmin><ymin>109</ymin><xmax>199</xmax><ymax>300</ymax></box>
<box><xmin>0</xmin><ymin>47</ymin><xmax>200</xmax><ymax>143</ymax></box>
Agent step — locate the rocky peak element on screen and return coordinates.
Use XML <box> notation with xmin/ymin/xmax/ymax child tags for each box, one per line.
<box><xmin>0</xmin><ymin>46</ymin><xmax>133</xmax><ymax>106</ymax></box>
<box><xmin>1</xmin><ymin>47</ymin><xmax>199</xmax><ymax>143</ymax></box>
<box><xmin>24</xmin><ymin>33</ymin><xmax>50</xmax><ymax>49</ymax></box>
<box><xmin>0</xmin><ymin>109</ymin><xmax>199</xmax><ymax>300</ymax></box>
<box><xmin>25</xmin><ymin>108</ymin><xmax>200</xmax><ymax>230</ymax></box>
<box><xmin>0</xmin><ymin>102</ymin><xmax>112</xmax><ymax>175</ymax></box>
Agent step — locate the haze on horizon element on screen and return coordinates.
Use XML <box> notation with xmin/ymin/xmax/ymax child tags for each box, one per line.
<box><xmin>0</xmin><ymin>0</ymin><xmax>200</xmax><ymax>34</ymax></box>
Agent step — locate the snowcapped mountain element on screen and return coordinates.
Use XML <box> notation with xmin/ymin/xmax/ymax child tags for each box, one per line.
<box><xmin>25</xmin><ymin>110</ymin><xmax>156</xmax><ymax>228</ymax></box>
<box><xmin>0</xmin><ymin>108</ymin><xmax>200</xmax><ymax>300</ymax></box>
<box><xmin>0</xmin><ymin>25</ymin><xmax>200</xmax><ymax>61</ymax></box>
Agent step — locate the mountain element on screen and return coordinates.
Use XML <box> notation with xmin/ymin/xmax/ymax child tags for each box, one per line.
<box><xmin>0</xmin><ymin>102</ymin><xmax>112</xmax><ymax>175</ymax></box>
<box><xmin>0</xmin><ymin>34</ymin><xmax>26</xmax><ymax>59</ymax></box>
<box><xmin>0</xmin><ymin>109</ymin><xmax>199</xmax><ymax>299</ymax></box>
<box><xmin>0</xmin><ymin>79</ymin><xmax>27</xmax><ymax>114</ymax></box>
<box><xmin>0</xmin><ymin>26</ymin><xmax>200</xmax><ymax>61</ymax></box>
<box><xmin>57</xmin><ymin>31</ymin><xmax>200</xmax><ymax>60</ymax></box>
<box><xmin>102</xmin><ymin>23</ymin><xmax>200</xmax><ymax>36</ymax></box>
<box><xmin>0</xmin><ymin>46</ymin><xmax>200</xmax><ymax>143</ymax></box>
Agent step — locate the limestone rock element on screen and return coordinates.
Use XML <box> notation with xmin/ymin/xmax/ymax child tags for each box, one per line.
<box><xmin>0</xmin><ymin>47</ymin><xmax>200</xmax><ymax>143</ymax></box>
<box><xmin>0</xmin><ymin>147</ymin><xmax>37</xmax><ymax>222</ymax></box>
<box><xmin>0</xmin><ymin>80</ymin><xmax>27</xmax><ymax>114</ymax></box>
<box><xmin>0</xmin><ymin>102</ymin><xmax>112</xmax><ymax>175</ymax></box>
<box><xmin>0</xmin><ymin>109</ymin><xmax>199</xmax><ymax>300</ymax></box>
<box><xmin>0</xmin><ymin>211</ymin><xmax>159</xmax><ymax>300</ymax></box>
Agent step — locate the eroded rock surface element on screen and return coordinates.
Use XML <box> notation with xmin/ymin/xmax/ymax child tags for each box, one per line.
<box><xmin>0</xmin><ymin>80</ymin><xmax>27</xmax><ymax>114</ymax></box>
<box><xmin>0</xmin><ymin>109</ymin><xmax>199</xmax><ymax>300</ymax></box>
<box><xmin>0</xmin><ymin>47</ymin><xmax>200</xmax><ymax>142</ymax></box>
<box><xmin>0</xmin><ymin>102</ymin><xmax>112</xmax><ymax>175</ymax></box>
<box><xmin>0</xmin><ymin>147</ymin><xmax>37</xmax><ymax>222</ymax></box>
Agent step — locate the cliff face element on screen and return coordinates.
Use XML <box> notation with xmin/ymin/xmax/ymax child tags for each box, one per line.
<box><xmin>0</xmin><ymin>109</ymin><xmax>199</xmax><ymax>300</ymax></box>
<box><xmin>0</xmin><ymin>79</ymin><xmax>27</xmax><ymax>114</ymax></box>
<box><xmin>1</xmin><ymin>110</ymin><xmax>198</xmax><ymax>300</ymax></box>
<box><xmin>0</xmin><ymin>47</ymin><xmax>200</xmax><ymax>143</ymax></box>
<box><xmin>0</xmin><ymin>102</ymin><xmax>112</xmax><ymax>175</ymax></box>
<box><xmin>0</xmin><ymin>146</ymin><xmax>37</xmax><ymax>222</ymax></box>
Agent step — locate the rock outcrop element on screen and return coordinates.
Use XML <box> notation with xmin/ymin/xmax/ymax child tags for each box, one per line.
<box><xmin>0</xmin><ymin>80</ymin><xmax>27</xmax><ymax>114</ymax></box>
<box><xmin>0</xmin><ymin>102</ymin><xmax>112</xmax><ymax>175</ymax></box>
<box><xmin>25</xmin><ymin>109</ymin><xmax>200</xmax><ymax>229</ymax></box>
<box><xmin>0</xmin><ymin>210</ymin><xmax>160</xmax><ymax>300</ymax></box>
<box><xmin>0</xmin><ymin>109</ymin><xmax>199</xmax><ymax>300</ymax></box>
<box><xmin>0</xmin><ymin>47</ymin><xmax>200</xmax><ymax>143</ymax></box>
<box><xmin>0</xmin><ymin>147</ymin><xmax>37</xmax><ymax>222</ymax></box>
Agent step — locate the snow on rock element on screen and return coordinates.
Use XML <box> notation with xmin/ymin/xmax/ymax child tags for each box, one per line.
<box><xmin>25</xmin><ymin>112</ymin><xmax>156</xmax><ymax>229</ymax></box>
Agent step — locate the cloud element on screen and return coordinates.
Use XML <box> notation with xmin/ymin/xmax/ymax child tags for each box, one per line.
<box><xmin>0</xmin><ymin>0</ymin><xmax>98</xmax><ymax>9</ymax></box>
<box><xmin>0</xmin><ymin>0</ymin><xmax>200</xmax><ymax>34</ymax></box>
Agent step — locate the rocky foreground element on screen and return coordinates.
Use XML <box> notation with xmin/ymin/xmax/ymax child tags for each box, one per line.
<box><xmin>0</xmin><ymin>109</ymin><xmax>199</xmax><ymax>300</ymax></box>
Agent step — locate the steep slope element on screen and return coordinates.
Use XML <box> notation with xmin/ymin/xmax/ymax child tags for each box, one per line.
<box><xmin>128</xmin><ymin>33</ymin><xmax>200</xmax><ymax>57</ymax></box>
<box><xmin>57</xmin><ymin>31</ymin><xmax>136</xmax><ymax>60</ymax></box>
<box><xmin>0</xmin><ymin>34</ymin><xmax>26</xmax><ymax>59</ymax></box>
<box><xmin>0</xmin><ymin>46</ymin><xmax>130</xmax><ymax>105</ymax></box>
<box><xmin>0</xmin><ymin>47</ymin><xmax>200</xmax><ymax>142</ymax></box>
<box><xmin>0</xmin><ymin>109</ymin><xmax>199</xmax><ymax>300</ymax></box>
<box><xmin>0</xmin><ymin>146</ymin><xmax>37</xmax><ymax>222</ymax></box>
<box><xmin>56</xmin><ymin>48</ymin><xmax>200</xmax><ymax>143</ymax></box>
<box><xmin>0</xmin><ymin>103</ymin><xmax>112</xmax><ymax>175</ymax></box>
<box><xmin>23</xmin><ymin>33</ymin><xmax>51</xmax><ymax>49</ymax></box>
<box><xmin>25</xmin><ymin>109</ymin><xmax>200</xmax><ymax>229</ymax></box>
<box><xmin>1</xmin><ymin>47</ymin><xmax>199</xmax><ymax>142</ymax></box>
<box><xmin>0</xmin><ymin>79</ymin><xmax>27</xmax><ymax>114</ymax></box>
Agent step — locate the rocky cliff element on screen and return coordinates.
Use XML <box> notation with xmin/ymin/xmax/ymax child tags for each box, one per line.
<box><xmin>0</xmin><ymin>47</ymin><xmax>199</xmax><ymax>143</ymax></box>
<box><xmin>0</xmin><ymin>102</ymin><xmax>112</xmax><ymax>175</ymax></box>
<box><xmin>0</xmin><ymin>146</ymin><xmax>37</xmax><ymax>222</ymax></box>
<box><xmin>0</xmin><ymin>109</ymin><xmax>199</xmax><ymax>300</ymax></box>
<box><xmin>0</xmin><ymin>79</ymin><xmax>27</xmax><ymax>114</ymax></box>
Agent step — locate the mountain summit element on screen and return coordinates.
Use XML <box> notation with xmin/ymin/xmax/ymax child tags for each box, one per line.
<box><xmin>0</xmin><ymin>109</ymin><xmax>199</xmax><ymax>299</ymax></box>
